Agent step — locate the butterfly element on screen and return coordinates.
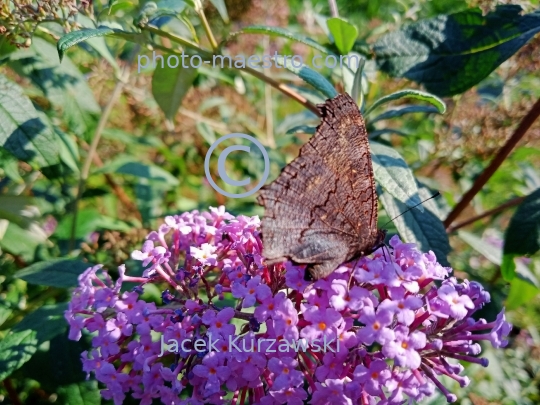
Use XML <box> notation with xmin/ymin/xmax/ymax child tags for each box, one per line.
<box><xmin>257</xmin><ymin>93</ymin><xmax>386</xmax><ymax>281</ymax></box>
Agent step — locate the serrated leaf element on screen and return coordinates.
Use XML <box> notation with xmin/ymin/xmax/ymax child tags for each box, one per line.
<box><xmin>152</xmin><ymin>64</ymin><xmax>198</xmax><ymax>121</ymax></box>
<box><xmin>380</xmin><ymin>186</ymin><xmax>450</xmax><ymax>266</ymax></box>
<box><xmin>365</xmin><ymin>89</ymin><xmax>446</xmax><ymax>116</ymax></box>
<box><xmin>95</xmin><ymin>155</ymin><xmax>180</xmax><ymax>186</ymax></box>
<box><xmin>15</xmin><ymin>259</ymin><xmax>94</xmax><ymax>288</ymax></box>
<box><xmin>373</xmin><ymin>6</ymin><xmax>540</xmax><ymax>96</ymax></box>
<box><xmin>274</xmin><ymin>56</ymin><xmax>337</xmax><ymax>99</ymax></box>
<box><xmin>370</xmin><ymin>141</ymin><xmax>423</xmax><ymax>212</ymax></box>
<box><xmin>0</xmin><ymin>74</ymin><xmax>59</xmax><ymax>167</ymax></box>
<box><xmin>0</xmin><ymin>304</ymin><xmax>67</xmax><ymax>380</ymax></box>
<box><xmin>369</xmin><ymin>105</ymin><xmax>440</xmax><ymax>124</ymax></box>
<box><xmin>232</xmin><ymin>26</ymin><xmax>331</xmax><ymax>55</ymax></box>
<box><xmin>327</xmin><ymin>18</ymin><xmax>358</xmax><ymax>55</ymax></box>
<box><xmin>502</xmin><ymin>188</ymin><xmax>540</xmax><ymax>279</ymax></box>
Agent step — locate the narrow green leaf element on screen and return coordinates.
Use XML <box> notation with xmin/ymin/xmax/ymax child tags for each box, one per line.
<box><xmin>369</xmin><ymin>105</ymin><xmax>440</xmax><ymax>124</ymax></box>
<box><xmin>76</xmin><ymin>15</ymin><xmax>120</xmax><ymax>73</ymax></box>
<box><xmin>327</xmin><ymin>18</ymin><xmax>358</xmax><ymax>55</ymax></box>
<box><xmin>370</xmin><ymin>141</ymin><xmax>423</xmax><ymax>211</ymax></box>
<box><xmin>58</xmin><ymin>27</ymin><xmax>116</xmax><ymax>62</ymax></box>
<box><xmin>232</xmin><ymin>26</ymin><xmax>331</xmax><ymax>55</ymax></box>
<box><xmin>0</xmin><ymin>74</ymin><xmax>59</xmax><ymax>167</ymax></box>
<box><xmin>274</xmin><ymin>56</ymin><xmax>337</xmax><ymax>99</ymax></box>
<box><xmin>152</xmin><ymin>64</ymin><xmax>198</xmax><ymax>121</ymax></box>
<box><xmin>0</xmin><ymin>304</ymin><xmax>67</xmax><ymax>380</ymax></box>
<box><xmin>209</xmin><ymin>0</ymin><xmax>229</xmax><ymax>23</ymax></box>
<box><xmin>368</xmin><ymin>128</ymin><xmax>410</xmax><ymax>138</ymax></box>
<box><xmin>380</xmin><ymin>186</ymin><xmax>450</xmax><ymax>267</ymax></box>
<box><xmin>350</xmin><ymin>57</ymin><xmax>365</xmax><ymax>107</ymax></box>
<box><xmin>15</xmin><ymin>259</ymin><xmax>94</xmax><ymax>288</ymax></box>
<box><xmin>286</xmin><ymin>125</ymin><xmax>317</xmax><ymax>135</ymax></box>
<box><xmin>374</xmin><ymin>6</ymin><xmax>540</xmax><ymax>96</ymax></box>
<box><xmin>365</xmin><ymin>89</ymin><xmax>446</xmax><ymax>116</ymax></box>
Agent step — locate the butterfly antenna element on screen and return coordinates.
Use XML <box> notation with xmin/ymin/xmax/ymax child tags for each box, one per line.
<box><xmin>383</xmin><ymin>192</ymin><xmax>441</xmax><ymax>228</ymax></box>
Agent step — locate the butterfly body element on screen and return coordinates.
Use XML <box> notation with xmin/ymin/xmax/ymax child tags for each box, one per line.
<box><xmin>257</xmin><ymin>93</ymin><xmax>386</xmax><ymax>281</ymax></box>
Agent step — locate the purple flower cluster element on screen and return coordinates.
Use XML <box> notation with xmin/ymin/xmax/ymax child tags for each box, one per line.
<box><xmin>65</xmin><ymin>206</ymin><xmax>512</xmax><ymax>405</ymax></box>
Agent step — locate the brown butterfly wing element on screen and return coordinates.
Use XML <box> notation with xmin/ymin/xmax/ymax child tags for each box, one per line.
<box><xmin>257</xmin><ymin>93</ymin><xmax>380</xmax><ymax>280</ymax></box>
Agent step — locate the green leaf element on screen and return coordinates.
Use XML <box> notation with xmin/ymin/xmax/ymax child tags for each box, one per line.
<box><xmin>369</xmin><ymin>105</ymin><xmax>441</xmax><ymax>124</ymax></box>
<box><xmin>9</xmin><ymin>38</ymin><xmax>101</xmax><ymax>136</ymax></box>
<box><xmin>15</xmin><ymin>259</ymin><xmax>94</xmax><ymax>288</ymax></box>
<box><xmin>0</xmin><ymin>222</ymin><xmax>46</xmax><ymax>261</ymax></box>
<box><xmin>57</xmin><ymin>27</ymin><xmax>116</xmax><ymax>62</ymax></box>
<box><xmin>209</xmin><ymin>0</ymin><xmax>229</xmax><ymax>23</ymax></box>
<box><xmin>54</xmin><ymin>208</ymin><xmax>131</xmax><ymax>240</ymax></box>
<box><xmin>0</xmin><ymin>196</ymin><xmax>37</xmax><ymax>229</ymax></box>
<box><xmin>0</xmin><ymin>74</ymin><xmax>59</xmax><ymax>167</ymax></box>
<box><xmin>274</xmin><ymin>56</ymin><xmax>337</xmax><ymax>99</ymax></box>
<box><xmin>506</xmin><ymin>276</ymin><xmax>539</xmax><ymax>310</ymax></box>
<box><xmin>349</xmin><ymin>56</ymin><xmax>365</xmax><ymax>107</ymax></box>
<box><xmin>135</xmin><ymin>179</ymin><xmax>167</xmax><ymax>226</ymax></box>
<box><xmin>56</xmin><ymin>128</ymin><xmax>80</xmax><ymax>173</ymax></box>
<box><xmin>327</xmin><ymin>18</ymin><xmax>358</xmax><ymax>55</ymax></box>
<box><xmin>233</xmin><ymin>26</ymin><xmax>331</xmax><ymax>55</ymax></box>
<box><xmin>501</xmin><ymin>253</ymin><xmax>517</xmax><ymax>281</ymax></box>
<box><xmin>365</xmin><ymin>89</ymin><xmax>446</xmax><ymax>116</ymax></box>
<box><xmin>502</xmin><ymin>188</ymin><xmax>540</xmax><ymax>279</ymax></box>
<box><xmin>285</xmin><ymin>125</ymin><xmax>316</xmax><ymax>135</ymax></box>
<box><xmin>76</xmin><ymin>16</ymin><xmax>120</xmax><ymax>73</ymax></box>
<box><xmin>95</xmin><ymin>155</ymin><xmax>180</xmax><ymax>187</ymax></box>
<box><xmin>0</xmin><ymin>304</ymin><xmax>67</xmax><ymax>380</ymax></box>
<box><xmin>152</xmin><ymin>63</ymin><xmax>198</xmax><ymax>121</ymax></box>
<box><xmin>380</xmin><ymin>185</ymin><xmax>450</xmax><ymax>267</ymax></box>
<box><xmin>57</xmin><ymin>380</ymin><xmax>100</xmax><ymax>405</ymax></box>
<box><xmin>368</xmin><ymin>128</ymin><xmax>411</xmax><ymax>138</ymax></box>
<box><xmin>373</xmin><ymin>6</ymin><xmax>540</xmax><ymax>96</ymax></box>
<box><xmin>370</xmin><ymin>141</ymin><xmax>423</xmax><ymax>212</ymax></box>
<box><xmin>457</xmin><ymin>230</ymin><xmax>502</xmax><ymax>265</ymax></box>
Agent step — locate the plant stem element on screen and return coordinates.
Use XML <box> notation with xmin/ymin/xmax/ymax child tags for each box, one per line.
<box><xmin>143</xmin><ymin>23</ymin><xmax>213</xmax><ymax>57</ymax></box>
<box><xmin>69</xmin><ymin>49</ymin><xmax>139</xmax><ymax>250</ymax></box>
<box><xmin>194</xmin><ymin>0</ymin><xmax>219</xmax><ymax>52</ymax></box>
<box><xmin>443</xmin><ymin>97</ymin><xmax>540</xmax><ymax>228</ymax></box>
<box><xmin>240</xmin><ymin>66</ymin><xmax>320</xmax><ymax>116</ymax></box>
<box><xmin>328</xmin><ymin>0</ymin><xmax>339</xmax><ymax>17</ymax></box>
<box><xmin>447</xmin><ymin>195</ymin><xmax>526</xmax><ymax>233</ymax></box>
